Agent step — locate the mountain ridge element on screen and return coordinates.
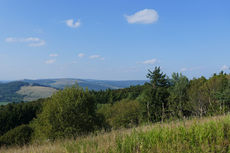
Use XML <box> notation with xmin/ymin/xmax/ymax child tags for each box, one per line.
<box><xmin>0</xmin><ymin>79</ymin><xmax>147</xmax><ymax>103</ymax></box>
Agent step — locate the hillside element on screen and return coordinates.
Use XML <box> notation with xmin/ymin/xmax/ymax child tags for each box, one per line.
<box><xmin>1</xmin><ymin>70</ymin><xmax>230</xmax><ymax>152</ymax></box>
<box><xmin>0</xmin><ymin>81</ymin><xmax>29</xmax><ymax>102</ymax></box>
<box><xmin>1</xmin><ymin>115</ymin><xmax>229</xmax><ymax>153</ymax></box>
<box><xmin>0</xmin><ymin>81</ymin><xmax>57</xmax><ymax>103</ymax></box>
<box><xmin>0</xmin><ymin>79</ymin><xmax>146</xmax><ymax>103</ymax></box>
<box><xmin>16</xmin><ymin>86</ymin><xmax>57</xmax><ymax>102</ymax></box>
<box><xmin>23</xmin><ymin>78</ymin><xmax>147</xmax><ymax>90</ymax></box>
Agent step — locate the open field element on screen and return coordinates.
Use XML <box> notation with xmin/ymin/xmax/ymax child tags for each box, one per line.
<box><xmin>16</xmin><ymin>86</ymin><xmax>57</xmax><ymax>102</ymax></box>
<box><xmin>1</xmin><ymin>115</ymin><xmax>230</xmax><ymax>153</ymax></box>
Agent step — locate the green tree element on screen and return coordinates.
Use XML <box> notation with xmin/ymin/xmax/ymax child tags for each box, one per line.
<box><xmin>0</xmin><ymin>99</ymin><xmax>42</xmax><ymax>136</ymax></box>
<box><xmin>168</xmin><ymin>73</ymin><xmax>190</xmax><ymax>119</ymax></box>
<box><xmin>32</xmin><ymin>86</ymin><xmax>99</xmax><ymax>140</ymax></box>
<box><xmin>188</xmin><ymin>77</ymin><xmax>207</xmax><ymax>117</ymax></box>
<box><xmin>204</xmin><ymin>72</ymin><xmax>229</xmax><ymax>115</ymax></box>
<box><xmin>145</xmin><ymin>67</ymin><xmax>169</xmax><ymax>122</ymax></box>
<box><xmin>97</xmin><ymin>99</ymin><xmax>143</xmax><ymax>129</ymax></box>
<box><xmin>0</xmin><ymin>124</ymin><xmax>33</xmax><ymax>146</ymax></box>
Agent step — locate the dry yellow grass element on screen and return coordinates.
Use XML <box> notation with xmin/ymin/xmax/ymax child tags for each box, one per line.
<box><xmin>0</xmin><ymin>115</ymin><xmax>228</xmax><ymax>153</ymax></box>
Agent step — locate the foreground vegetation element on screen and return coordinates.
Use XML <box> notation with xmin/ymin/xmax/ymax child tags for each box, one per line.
<box><xmin>1</xmin><ymin>67</ymin><xmax>230</xmax><ymax>152</ymax></box>
<box><xmin>1</xmin><ymin>115</ymin><xmax>230</xmax><ymax>153</ymax></box>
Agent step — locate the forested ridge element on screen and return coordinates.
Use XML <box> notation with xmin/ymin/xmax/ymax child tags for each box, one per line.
<box><xmin>0</xmin><ymin>81</ymin><xmax>29</xmax><ymax>102</ymax></box>
<box><xmin>1</xmin><ymin>67</ymin><xmax>230</xmax><ymax>147</ymax></box>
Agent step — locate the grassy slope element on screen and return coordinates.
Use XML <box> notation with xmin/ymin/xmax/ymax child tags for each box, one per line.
<box><xmin>16</xmin><ymin>86</ymin><xmax>57</xmax><ymax>102</ymax></box>
<box><xmin>1</xmin><ymin>115</ymin><xmax>230</xmax><ymax>153</ymax></box>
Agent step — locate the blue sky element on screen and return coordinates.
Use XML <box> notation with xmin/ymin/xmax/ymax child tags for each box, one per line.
<box><xmin>0</xmin><ymin>0</ymin><xmax>230</xmax><ymax>80</ymax></box>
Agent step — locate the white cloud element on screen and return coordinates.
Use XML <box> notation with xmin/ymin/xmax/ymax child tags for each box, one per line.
<box><xmin>180</xmin><ymin>66</ymin><xmax>205</xmax><ymax>72</ymax></box>
<box><xmin>5</xmin><ymin>37</ymin><xmax>17</xmax><ymax>42</ymax></box>
<box><xmin>66</xmin><ymin>19</ymin><xmax>81</xmax><ymax>28</ymax></box>
<box><xmin>49</xmin><ymin>54</ymin><xmax>58</xmax><ymax>57</ymax></box>
<box><xmin>45</xmin><ymin>59</ymin><xmax>56</xmax><ymax>64</ymax></box>
<box><xmin>29</xmin><ymin>40</ymin><xmax>45</xmax><ymax>47</ymax></box>
<box><xmin>221</xmin><ymin>65</ymin><xmax>229</xmax><ymax>71</ymax></box>
<box><xmin>180</xmin><ymin>68</ymin><xmax>188</xmax><ymax>72</ymax></box>
<box><xmin>142</xmin><ymin>58</ymin><xmax>157</xmax><ymax>64</ymax></box>
<box><xmin>78</xmin><ymin>53</ymin><xmax>85</xmax><ymax>58</ymax></box>
<box><xmin>125</xmin><ymin>9</ymin><xmax>159</xmax><ymax>24</ymax></box>
<box><xmin>89</xmin><ymin>55</ymin><xmax>105</xmax><ymax>60</ymax></box>
<box><xmin>89</xmin><ymin>55</ymin><xmax>100</xmax><ymax>59</ymax></box>
<box><xmin>5</xmin><ymin>37</ymin><xmax>45</xmax><ymax>47</ymax></box>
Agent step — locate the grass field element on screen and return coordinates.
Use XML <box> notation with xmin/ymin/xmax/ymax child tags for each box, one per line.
<box><xmin>1</xmin><ymin>115</ymin><xmax>230</xmax><ymax>153</ymax></box>
<box><xmin>16</xmin><ymin>86</ymin><xmax>57</xmax><ymax>102</ymax></box>
<box><xmin>0</xmin><ymin>102</ymin><xmax>11</xmax><ymax>106</ymax></box>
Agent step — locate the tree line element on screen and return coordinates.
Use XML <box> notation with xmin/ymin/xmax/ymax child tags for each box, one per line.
<box><xmin>1</xmin><ymin>67</ymin><xmax>230</xmax><ymax>146</ymax></box>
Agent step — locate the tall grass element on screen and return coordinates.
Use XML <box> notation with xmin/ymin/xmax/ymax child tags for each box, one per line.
<box><xmin>1</xmin><ymin>115</ymin><xmax>230</xmax><ymax>153</ymax></box>
<box><xmin>116</xmin><ymin>118</ymin><xmax>230</xmax><ymax>153</ymax></box>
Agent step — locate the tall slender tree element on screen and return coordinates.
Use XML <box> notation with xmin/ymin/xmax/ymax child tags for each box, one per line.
<box><xmin>146</xmin><ymin>67</ymin><xmax>169</xmax><ymax>122</ymax></box>
<box><xmin>168</xmin><ymin>73</ymin><xmax>189</xmax><ymax>119</ymax></box>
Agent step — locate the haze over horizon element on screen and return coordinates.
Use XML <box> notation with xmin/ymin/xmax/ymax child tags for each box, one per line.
<box><xmin>0</xmin><ymin>0</ymin><xmax>229</xmax><ymax>80</ymax></box>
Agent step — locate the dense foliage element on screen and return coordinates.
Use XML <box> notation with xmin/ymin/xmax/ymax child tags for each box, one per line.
<box><xmin>32</xmin><ymin>86</ymin><xmax>100</xmax><ymax>140</ymax></box>
<box><xmin>2</xmin><ymin>67</ymin><xmax>230</xmax><ymax>147</ymax></box>
<box><xmin>97</xmin><ymin>99</ymin><xmax>143</xmax><ymax>129</ymax></box>
<box><xmin>0</xmin><ymin>99</ymin><xmax>43</xmax><ymax>136</ymax></box>
<box><xmin>0</xmin><ymin>125</ymin><xmax>33</xmax><ymax>146</ymax></box>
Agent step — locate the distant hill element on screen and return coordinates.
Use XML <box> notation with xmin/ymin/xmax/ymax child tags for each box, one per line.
<box><xmin>16</xmin><ymin>86</ymin><xmax>57</xmax><ymax>102</ymax></box>
<box><xmin>0</xmin><ymin>81</ymin><xmax>28</xmax><ymax>102</ymax></box>
<box><xmin>23</xmin><ymin>78</ymin><xmax>147</xmax><ymax>90</ymax></box>
<box><xmin>0</xmin><ymin>81</ymin><xmax>57</xmax><ymax>103</ymax></box>
<box><xmin>0</xmin><ymin>79</ymin><xmax>147</xmax><ymax>103</ymax></box>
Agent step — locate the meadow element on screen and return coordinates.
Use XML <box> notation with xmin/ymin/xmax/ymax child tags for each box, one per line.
<box><xmin>1</xmin><ymin>115</ymin><xmax>230</xmax><ymax>153</ymax></box>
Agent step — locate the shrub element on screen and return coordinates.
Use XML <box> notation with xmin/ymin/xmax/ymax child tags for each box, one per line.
<box><xmin>0</xmin><ymin>124</ymin><xmax>33</xmax><ymax>146</ymax></box>
<box><xmin>32</xmin><ymin>86</ymin><xmax>99</xmax><ymax>140</ymax></box>
<box><xmin>98</xmin><ymin>99</ymin><xmax>144</xmax><ymax>129</ymax></box>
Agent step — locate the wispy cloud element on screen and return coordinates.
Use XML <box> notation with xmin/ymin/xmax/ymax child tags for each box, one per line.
<box><xmin>180</xmin><ymin>68</ymin><xmax>188</xmax><ymax>72</ymax></box>
<box><xmin>89</xmin><ymin>55</ymin><xmax>100</xmax><ymax>59</ymax></box>
<box><xmin>221</xmin><ymin>65</ymin><xmax>229</xmax><ymax>71</ymax></box>
<box><xmin>49</xmin><ymin>54</ymin><xmax>58</xmax><ymax>57</ymax></box>
<box><xmin>125</xmin><ymin>9</ymin><xmax>159</xmax><ymax>24</ymax></box>
<box><xmin>180</xmin><ymin>66</ymin><xmax>205</xmax><ymax>72</ymax></box>
<box><xmin>5</xmin><ymin>37</ymin><xmax>45</xmax><ymax>47</ymax></box>
<box><xmin>45</xmin><ymin>59</ymin><xmax>56</xmax><ymax>64</ymax></box>
<box><xmin>66</xmin><ymin>19</ymin><xmax>81</xmax><ymax>28</ymax></box>
<box><xmin>89</xmin><ymin>55</ymin><xmax>104</xmax><ymax>60</ymax></box>
<box><xmin>142</xmin><ymin>58</ymin><xmax>157</xmax><ymax>64</ymax></box>
<box><xmin>78</xmin><ymin>53</ymin><xmax>85</xmax><ymax>58</ymax></box>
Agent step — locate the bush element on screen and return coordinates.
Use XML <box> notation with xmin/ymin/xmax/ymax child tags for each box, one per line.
<box><xmin>32</xmin><ymin>86</ymin><xmax>99</xmax><ymax>140</ymax></box>
<box><xmin>0</xmin><ymin>99</ymin><xmax>43</xmax><ymax>136</ymax></box>
<box><xmin>98</xmin><ymin>99</ymin><xmax>144</xmax><ymax>129</ymax></box>
<box><xmin>0</xmin><ymin>124</ymin><xmax>33</xmax><ymax>146</ymax></box>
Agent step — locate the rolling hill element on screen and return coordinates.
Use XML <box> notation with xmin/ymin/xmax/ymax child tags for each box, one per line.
<box><xmin>0</xmin><ymin>79</ymin><xmax>147</xmax><ymax>103</ymax></box>
<box><xmin>0</xmin><ymin>81</ymin><xmax>57</xmax><ymax>103</ymax></box>
<box><xmin>16</xmin><ymin>86</ymin><xmax>57</xmax><ymax>102</ymax></box>
<box><xmin>23</xmin><ymin>78</ymin><xmax>147</xmax><ymax>90</ymax></box>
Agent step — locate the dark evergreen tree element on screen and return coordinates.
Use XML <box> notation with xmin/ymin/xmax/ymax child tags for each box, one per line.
<box><xmin>145</xmin><ymin>67</ymin><xmax>170</xmax><ymax>122</ymax></box>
